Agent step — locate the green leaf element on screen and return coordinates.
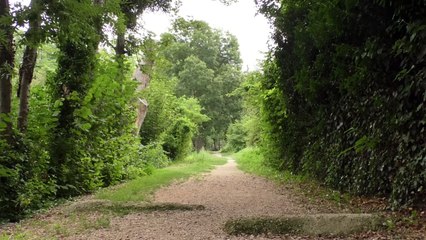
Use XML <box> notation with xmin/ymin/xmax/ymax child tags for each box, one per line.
<box><xmin>79</xmin><ymin>123</ymin><xmax>92</xmax><ymax>131</ymax></box>
<box><xmin>77</xmin><ymin>106</ymin><xmax>93</xmax><ymax>120</ymax></box>
<box><xmin>0</xmin><ymin>119</ymin><xmax>6</xmax><ymax>129</ymax></box>
<box><xmin>410</xmin><ymin>32</ymin><xmax>417</xmax><ymax>42</ymax></box>
<box><xmin>52</xmin><ymin>110</ymin><xmax>60</xmax><ymax>117</ymax></box>
<box><xmin>54</xmin><ymin>99</ymin><xmax>63</xmax><ymax>108</ymax></box>
<box><xmin>0</xmin><ymin>165</ymin><xmax>14</xmax><ymax>177</ymax></box>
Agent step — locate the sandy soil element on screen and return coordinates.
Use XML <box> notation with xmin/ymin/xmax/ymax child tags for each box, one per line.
<box><xmin>70</xmin><ymin>156</ymin><xmax>321</xmax><ymax>240</ymax></box>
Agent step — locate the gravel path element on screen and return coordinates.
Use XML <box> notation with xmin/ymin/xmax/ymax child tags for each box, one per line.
<box><xmin>73</xmin><ymin>156</ymin><xmax>318</xmax><ymax>240</ymax></box>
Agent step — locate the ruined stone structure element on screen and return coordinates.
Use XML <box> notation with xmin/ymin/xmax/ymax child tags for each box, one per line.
<box><xmin>132</xmin><ymin>67</ymin><xmax>150</xmax><ymax>135</ymax></box>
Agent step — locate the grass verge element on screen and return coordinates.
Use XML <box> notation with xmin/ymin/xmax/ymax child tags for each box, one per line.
<box><xmin>233</xmin><ymin>147</ymin><xmax>353</xmax><ymax>208</ymax></box>
<box><xmin>233</xmin><ymin>147</ymin><xmax>305</xmax><ymax>183</ymax></box>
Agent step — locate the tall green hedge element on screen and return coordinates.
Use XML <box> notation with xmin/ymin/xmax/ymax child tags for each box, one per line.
<box><xmin>258</xmin><ymin>0</ymin><xmax>425</xmax><ymax>207</ymax></box>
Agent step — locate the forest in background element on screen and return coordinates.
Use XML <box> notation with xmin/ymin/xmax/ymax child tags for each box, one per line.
<box><xmin>1</xmin><ymin>0</ymin><xmax>425</xmax><ymax>223</ymax></box>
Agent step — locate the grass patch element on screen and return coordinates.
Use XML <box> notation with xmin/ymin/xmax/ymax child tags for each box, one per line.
<box><xmin>233</xmin><ymin>147</ymin><xmax>305</xmax><ymax>183</ymax></box>
<box><xmin>96</xmin><ymin>151</ymin><xmax>226</xmax><ymax>202</ymax></box>
<box><xmin>0</xmin><ymin>231</ymin><xmax>29</xmax><ymax>240</ymax></box>
<box><xmin>78</xmin><ymin>215</ymin><xmax>111</xmax><ymax>231</ymax></box>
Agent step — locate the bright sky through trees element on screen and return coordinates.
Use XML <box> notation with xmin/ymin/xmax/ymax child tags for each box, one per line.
<box><xmin>11</xmin><ymin>0</ymin><xmax>271</xmax><ymax>71</ymax></box>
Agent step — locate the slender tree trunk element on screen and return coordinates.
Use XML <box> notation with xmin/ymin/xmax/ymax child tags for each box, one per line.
<box><xmin>17</xmin><ymin>0</ymin><xmax>41</xmax><ymax>132</ymax></box>
<box><xmin>194</xmin><ymin>135</ymin><xmax>204</xmax><ymax>152</ymax></box>
<box><xmin>0</xmin><ymin>0</ymin><xmax>14</xmax><ymax>140</ymax></box>
<box><xmin>115</xmin><ymin>32</ymin><xmax>126</xmax><ymax>57</ymax></box>
<box><xmin>17</xmin><ymin>48</ymin><xmax>37</xmax><ymax>132</ymax></box>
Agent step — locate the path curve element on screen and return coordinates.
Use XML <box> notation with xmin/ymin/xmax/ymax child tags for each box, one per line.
<box><xmin>75</xmin><ymin>156</ymin><xmax>317</xmax><ymax>239</ymax></box>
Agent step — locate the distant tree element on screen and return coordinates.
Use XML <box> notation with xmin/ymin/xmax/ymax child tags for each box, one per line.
<box><xmin>177</xmin><ymin>55</ymin><xmax>215</xmax><ymax>98</ymax></box>
<box><xmin>168</xmin><ymin>18</ymin><xmax>241</xmax><ymax>73</ymax></box>
<box><xmin>157</xmin><ymin>18</ymin><xmax>243</xmax><ymax>150</ymax></box>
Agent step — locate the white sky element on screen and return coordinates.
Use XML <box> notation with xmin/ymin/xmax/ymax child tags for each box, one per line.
<box><xmin>11</xmin><ymin>0</ymin><xmax>271</xmax><ymax>70</ymax></box>
<box><xmin>142</xmin><ymin>0</ymin><xmax>271</xmax><ymax>70</ymax></box>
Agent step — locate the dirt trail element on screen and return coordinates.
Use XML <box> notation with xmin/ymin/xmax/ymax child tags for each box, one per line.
<box><xmin>73</xmin><ymin>156</ymin><xmax>319</xmax><ymax>239</ymax></box>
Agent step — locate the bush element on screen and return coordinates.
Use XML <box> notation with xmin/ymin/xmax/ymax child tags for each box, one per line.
<box><xmin>0</xmin><ymin>85</ymin><xmax>57</xmax><ymax>221</ymax></box>
<box><xmin>162</xmin><ymin>117</ymin><xmax>195</xmax><ymax>161</ymax></box>
<box><xmin>0</xmin><ymin>52</ymin><xmax>161</xmax><ymax>221</ymax></box>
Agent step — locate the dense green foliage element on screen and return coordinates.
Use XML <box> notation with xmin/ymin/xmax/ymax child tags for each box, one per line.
<box><xmin>138</xmin><ymin>40</ymin><xmax>210</xmax><ymax>161</ymax></box>
<box><xmin>0</xmin><ymin>0</ymin><xmax>176</xmax><ymax>221</ymax></box>
<box><xmin>0</xmin><ymin>0</ymin><xmax>243</xmax><ymax>221</ymax></box>
<box><xmin>224</xmin><ymin>71</ymin><xmax>264</xmax><ymax>152</ymax></box>
<box><xmin>249</xmin><ymin>0</ymin><xmax>425</xmax><ymax>207</ymax></box>
<box><xmin>0</xmin><ymin>50</ymin><xmax>154</xmax><ymax>221</ymax></box>
<box><xmin>48</xmin><ymin>0</ymin><xmax>105</xmax><ymax>197</ymax></box>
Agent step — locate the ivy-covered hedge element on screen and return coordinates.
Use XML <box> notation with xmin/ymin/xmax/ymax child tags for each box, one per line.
<box><xmin>258</xmin><ymin>0</ymin><xmax>425</xmax><ymax>207</ymax></box>
<box><xmin>0</xmin><ymin>54</ymin><xmax>155</xmax><ymax>221</ymax></box>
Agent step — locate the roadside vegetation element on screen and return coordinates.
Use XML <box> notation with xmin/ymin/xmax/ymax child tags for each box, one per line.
<box><xmin>234</xmin><ymin>148</ymin><xmax>305</xmax><ymax>184</ymax></box>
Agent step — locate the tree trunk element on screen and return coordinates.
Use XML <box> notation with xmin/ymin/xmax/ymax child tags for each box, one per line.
<box><xmin>115</xmin><ymin>32</ymin><xmax>126</xmax><ymax>57</ymax></box>
<box><xmin>194</xmin><ymin>135</ymin><xmax>204</xmax><ymax>152</ymax></box>
<box><xmin>0</xmin><ymin>0</ymin><xmax>14</xmax><ymax>140</ymax></box>
<box><xmin>18</xmin><ymin>46</ymin><xmax>37</xmax><ymax>132</ymax></box>
<box><xmin>17</xmin><ymin>0</ymin><xmax>41</xmax><ymax>132</ymax></box>
<box><xmin>17</xmin><ymin>47</ymin><xmax>37</xmax><ymax>132</ymax></box>
<box><xmin>213</xmin><ymin>138</ymin><xmax>218</xmax><ymax>151</ymax></box>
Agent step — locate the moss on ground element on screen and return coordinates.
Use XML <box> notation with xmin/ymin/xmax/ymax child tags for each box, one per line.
<box><xmin>224</xmin><ymin>214</ymin><xmax>385</xmax><ymax>236</ymax></box>
<box><xmin>68</xmin><ymin>200</ymin><xmax>205</xmax><ymax>216</ymax></box>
